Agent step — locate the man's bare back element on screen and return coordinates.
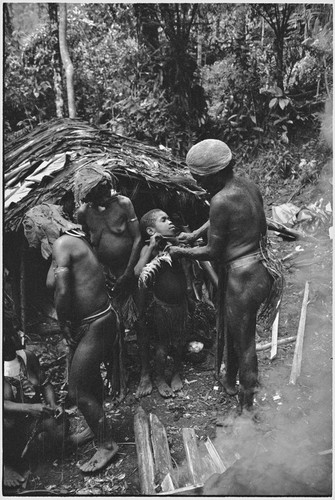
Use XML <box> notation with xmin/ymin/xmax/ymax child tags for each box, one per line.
<box><xmin>209</xmin><ymin>176</ymin><xmax>267</xmax><ymax>264</ymax></box>
<box><xmin>48</xmin><ymin>234</ymin><xmax>108</xmax><ymax>323</ymax></box>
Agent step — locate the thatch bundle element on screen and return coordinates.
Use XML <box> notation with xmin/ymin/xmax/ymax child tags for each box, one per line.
<box><xmin>4</xmin><ymin>118</ymin><xmax>207</xmax><ymax>233</ymax></box>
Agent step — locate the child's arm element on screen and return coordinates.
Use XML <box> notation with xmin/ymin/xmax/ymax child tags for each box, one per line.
<box><xmin>134</xmin><ymin>234</ymin><xmax>161</xmax><ymax>277</ymax></box>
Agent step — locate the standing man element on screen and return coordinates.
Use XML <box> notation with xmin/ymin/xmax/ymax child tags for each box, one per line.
<box><xmin>24</xmin><ymin>206</ymin><xmax>121</xmax><ymax>473</ymax></box>
<box><xmin>49</xmin><ymin>227</ymin><xmax>120</xmax><ymax>471</ymax></box>
<box><xmin>168</xmin><ymin>139</ymin><xmax>282</xmax><ymax>411</ymax></box>
<box><xmin>74</xmin><ymin>166</ymin><xmax>142</xmax><ymax>317</ymax></box>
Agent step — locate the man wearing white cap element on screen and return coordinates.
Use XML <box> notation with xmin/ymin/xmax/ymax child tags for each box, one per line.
<box><xmin>169</xmin><ymin>139</ymin><xmax>282</xmax><ymax>411</ymax></box>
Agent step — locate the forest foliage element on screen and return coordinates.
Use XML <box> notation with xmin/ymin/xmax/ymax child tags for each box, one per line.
<box><xmin>4</xmin><ymin>3</ymin><xmax>333</xmax><ymax>156</ymax></box>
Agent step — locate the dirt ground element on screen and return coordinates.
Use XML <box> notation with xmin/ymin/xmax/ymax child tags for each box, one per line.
<box><xmin>7</xmin><ymin>148</ymin><xmax>332</xmax><ymax>496</ymax></box>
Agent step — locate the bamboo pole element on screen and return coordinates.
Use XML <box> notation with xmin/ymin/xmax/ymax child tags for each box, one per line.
<box><xmin>289</xmin><ymin>281</ymin><xmax>309</xmax><ymax>385</ymax></box>
<box><xmin>256</xmin><ymin>336</ymin><xmax>296</xmax><ymax>352</ymax></box>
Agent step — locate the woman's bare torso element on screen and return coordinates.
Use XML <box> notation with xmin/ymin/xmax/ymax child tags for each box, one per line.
<box><xmin>85</xmin><ymin>200</ymin><xmax>134</xmax><ymax>276</ymax></box>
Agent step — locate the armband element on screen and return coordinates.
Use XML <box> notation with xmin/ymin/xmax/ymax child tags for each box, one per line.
<box><xmin>128</xmin><ymin>217</ymin><xmax>138</xmax><ymax>223</ymax></box>
<box><xmin>54</xmin><ymin>266</ymin><xmax>70</xmax><ymax>276</ymax></box>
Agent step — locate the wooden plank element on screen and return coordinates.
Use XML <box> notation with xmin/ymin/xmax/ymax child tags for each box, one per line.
<box><xmin>158</xmin><ymin>484</ymin><xmax>203</xmax><ymax>496</ymax></box>
<box><xmin>160</xmin><ymin>473</ymin><xmax>175</xmax><ymax>493</ymax></box>
<box><xmin>270</xmin><ymin>310</ymin><xmax>280</xmax><ymax>360</ymax></box>
<box><xmin>134</xmin><ymin>407</ymin><xmax>156</xmax><ymax>495</ymax></box>
<box><xmin>204</xmin><ymin>437</ymin><xmax>226</xmax><ymax>474</ymax></box>
<box><xmin>256</xmin><ymin>335</ymin><xmax>296</xmax><ymax>352</ymax></box>
<box><xmin>150</xmin><ymin>413</ymin><xmax>174</xmax><ymax>483</ymax></box>
<box><xmin>289</xmin><ymin>281</ymin><xmax>309</xmax><ymax>385</ymax></box>
<box><xmin>182</xmin><ymin>428</ymin><xmax>202</xmax><ymax>485</ymax></box>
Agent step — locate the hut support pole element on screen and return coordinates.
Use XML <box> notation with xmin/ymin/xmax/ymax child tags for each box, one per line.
<box><xmin>20</xmin><ymin>244</ymin><xmax>27</xmax><ymax>332</ymax></box>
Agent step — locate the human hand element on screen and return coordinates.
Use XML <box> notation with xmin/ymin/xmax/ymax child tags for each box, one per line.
<box><xmin>29</xmin><ymin>403</ymin><xmax>55</xmax><ymax>418</ymax></box>
<box><xmin>149</xmin><ymin>232</ymin><xmax>164</xmax><ymax>248</ymax></box>
<box><xmin>177</xmin><ymin>232</ymin><xmax>195</xmax><ymax>244</ymax></box>
<box><xmin>168</xmin><ymin>245</ymin><xmax>182</xmax><ymax>259</ymax></box>
<box><xmin>60</xmin><ymin>323</ymin><xmax>72</xmax><ymax>344</ymax></box>
<box><xmin>113</xmin><ymin>272</ymin><xmax>133</xmax><ymax>295</ymax></box>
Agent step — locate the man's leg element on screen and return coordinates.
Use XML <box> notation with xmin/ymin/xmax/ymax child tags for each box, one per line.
<box><xmin>226</xmin><ymin>263</ymin><xmax>271</xmax><ymax>410</ymax></box>
<box><xmin>68</xmin><ymin>313</ymin><xmax>118</xmax><ymax>472</ymax></box>
<box><xmin>171</xmin><ymin>343</ymin><xmax>184</xmax><ymax>393</ymax></box>
<box><xmin>154</xmin><ymin>343</ymin><xmax>173</xmax><ymax>398</ymax></box>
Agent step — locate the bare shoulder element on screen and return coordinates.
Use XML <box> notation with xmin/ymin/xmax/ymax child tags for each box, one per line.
<box><xmin>117</xmin><ymin>195</ymin><xmax>134</xmax><ymax>210</ymax></box>
<box><xmin>77</xmin><ymin>203</ymin><xmax>89</xmax><ymax>215</ymax></box>
<box><xmin>53</xmin><ymin>234</ymin><xmax>82</xmax><ymax>254</ymax></box>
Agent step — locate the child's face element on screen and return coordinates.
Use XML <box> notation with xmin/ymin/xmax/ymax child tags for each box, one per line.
<box><xmin>151</xmin><ymin>211</ymin><xmax>176</xmax><ymax>237</ymax></box>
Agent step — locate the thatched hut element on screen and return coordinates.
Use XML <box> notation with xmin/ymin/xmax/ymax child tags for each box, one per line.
<box><xmin>4</xmin><ymin>118</ymin><xmax>208</xmax><ymax>332</ymax></box>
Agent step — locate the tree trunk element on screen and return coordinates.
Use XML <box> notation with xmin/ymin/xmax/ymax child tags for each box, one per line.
<box><xmin>49</xmin><ymin>4</ymin><xmax>64</xmax><ymax>118</ymax></box>
<box><xmin>58</xmin><ymin>3</ymin><xmax>76</xmax><ymax>118</ymax></box>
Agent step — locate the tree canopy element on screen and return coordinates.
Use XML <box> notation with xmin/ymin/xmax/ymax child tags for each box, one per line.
<box><xmin>4</xmin><ymin>3</ymin><xmax>333</xmax><ymax>155</ymax></box>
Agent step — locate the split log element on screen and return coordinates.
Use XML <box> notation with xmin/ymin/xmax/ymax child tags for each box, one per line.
<box><xmin>160</xmin><ymin>473</ymin><xmax>175</xmax><ymax>493</ymax></box>
<box><xmin>182</xmin><ymin>428</ymin><xmax>202</xmax><ymax>485</ymax></box>
<box><xmin>256</xmin><ymin>336</ymin><xmax>296</xmax><ymax>352</ymax></box>
<box><xmin>158</xmin><ymin>484</ymin><xmax>203</xmax><ymax>496</ymax></box>
<box><xmin>134</xmin><ymin>407</ymin><xmax>155</xmax><ymax>495</ymax></box>
<box><xmin>150</xmin><ymin>413</ymin><xmax>175</xmax><ymax>485</ymax></box>
<box><xmin>270</xmin><ymin>311</ymin><xmax>280</xmax><ymax>360</ymax></box>
<box><xmin>289</xmin><ymin>281</ymin><xmax>309</xmax><ymax>385</ymax></box>
<box><xmin>204</xmin><ymin>438</ymin><xmax>226</xmax><ymax>474</ymax></box>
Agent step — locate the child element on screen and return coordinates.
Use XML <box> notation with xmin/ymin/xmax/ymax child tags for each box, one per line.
<box><xmin>134</xmin><ymin>209</ymin><xmax>188</xmax><ymax>398</ymax></box>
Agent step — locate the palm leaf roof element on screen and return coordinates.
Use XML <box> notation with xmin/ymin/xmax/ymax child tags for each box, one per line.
<box><xmin>4</xmin><ymin>118</ymin><xmax>207</xmax><ymax>232</ymax></box>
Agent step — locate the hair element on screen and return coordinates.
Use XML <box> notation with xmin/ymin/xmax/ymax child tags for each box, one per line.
<box><xmin>139</xmin><ymin>209</ymin><xmax>163</xmax><ymax>239</ymax></box>
<box><xmin>3</xmin><ymin>317</ymin><xmax>20</xmax><ymax>361</ymax></box>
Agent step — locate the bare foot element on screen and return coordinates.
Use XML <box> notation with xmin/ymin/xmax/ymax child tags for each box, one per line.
<box><xmin>135</xmin><ymin>375</ymin><xmax>153</xmax><ymax>398</ymax></box>
<box><xmin>68</xmin><ymin>426</ymin><xmax>94</xmax><ymax>448</ymax></box>
<box><xmin>171</xmin><ymin>373</ymin><xmax>183</xmax><ymax>392</ymax></box>
<box><xmin>78</xmin><ymin>442</ymin><xmax>118</xmax><ymax>473</ymax></box>
<box><xmin>155</xmin><ymin>377</ymin><xmax>174</xmax><ymax>398</ymax></box>
<box><xmin>4</xmin><ymin>465</ymin><xmax>24</xmax><ymax>488</ymax></box>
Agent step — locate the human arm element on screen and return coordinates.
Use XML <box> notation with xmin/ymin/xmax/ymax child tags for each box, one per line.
<box><xmin>46</xmin><ymin>259</ymin><xmax>56</xmax><ymax>290</ymax></box>
<box><xmin>4</xmin><ymin>380</ymin><xmax>54</xmax><ymax>418</ymax></box>
<box><xmin>25</xmin><ymin>350</ymin><xmax>58</xmax><ymax>409</ymax></box>
<box><xmin>134</xmin><ymin>234</ymin><xmax>162</xmax><ymax>277</ymax></box>
<box><xmin>169</xmin><ymin>197</ymin><xmax>227</xmax><ymax>261</ymax></box>
<box><xmin>114</xmin><ymin>197</ymin><xmax>142</xmax><ymax>290</ymax></box>
<box><xmin>177</xmin><ymin>220</ymin><xmax>210</xmax><ymax>244</ymax></box>
<box><xmin>52</xmin><ymin>238</ymin><xmax>72</xmax><ymax>325</ymax></box>
<box><xmin>76</xmin><ymin>204</ymin><xmax>89</xmax><ymax>234</ymax></box>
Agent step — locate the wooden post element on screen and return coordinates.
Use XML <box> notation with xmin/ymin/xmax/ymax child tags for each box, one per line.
<box><xmin>134</xmin><ymin>407</ymin><xmax>155</xmax><ymax>494</ymax></box>
<box><xmin>182</xmin><ymin>428</ymin><xmax>202</xmax><ymax>485</ymax></box>
<box><xmin>19</xmin><ymin>243</ymin><xmax>27</xmax><ymax>332</ymax></box>
<box><xmin>289</xmin><ymin>281</ymin><xmax>309</xmax><ymax>385</ymax></box>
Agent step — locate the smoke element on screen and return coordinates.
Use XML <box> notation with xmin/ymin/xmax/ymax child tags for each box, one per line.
<box><xmin>203</xmin><ymin>155</ymin><xmax>332</xmax><ymax>495</ymax></box>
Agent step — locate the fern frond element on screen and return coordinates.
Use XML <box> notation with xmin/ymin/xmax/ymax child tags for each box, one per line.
<box><xmin>138</xmin><ymin>252</ymin><xmax>172</xmax><ymax>288</ymax></box>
